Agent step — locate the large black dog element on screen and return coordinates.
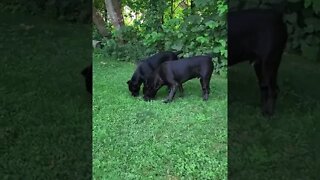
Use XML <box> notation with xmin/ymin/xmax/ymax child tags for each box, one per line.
<box><xmin>143</xmin><ymin>56</ymin><xmax>213</xmax><ymax>103</ymax></box>
<box><xmin>81</xmin><ymin>64</ymin><xmax>92</xmax><ymax>94</ymax></box>
<box><xmin>228</xmin><ymin>9</ymin><xmax>287</xmax><ymax>116</ymax></box>
<box><xmin>127</xmin><ymin>51</ymin><xmax>182</xmax><ymax>96</ymax></box>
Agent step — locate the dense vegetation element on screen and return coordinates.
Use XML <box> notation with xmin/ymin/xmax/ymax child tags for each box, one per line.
<box><xmin>94</xmin><ymin>0</ymin><xmax>227</xmax><ymax>73</ymax></box>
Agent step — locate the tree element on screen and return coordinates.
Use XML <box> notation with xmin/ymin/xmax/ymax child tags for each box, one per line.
<box><xmin>92</xmin><ymin>7</ymin><xmax>110</xmax><ymax>37</ymax></box>
<box><xmin>105</xmin><ymin>0</ymin><xmax>125</xmax><ymax>30</ymax></box>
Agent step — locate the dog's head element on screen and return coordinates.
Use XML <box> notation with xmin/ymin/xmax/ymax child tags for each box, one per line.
<box><xmin>127</xmin><ymin>79</ymin><xmax>140</xmax><ymax>97</ymax></box>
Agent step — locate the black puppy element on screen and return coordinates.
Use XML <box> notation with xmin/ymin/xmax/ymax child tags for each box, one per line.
<box><xmin>127</xmin><ymin>51</ymin><xmax>182</xmax><ymax>97</ymax></box>
<box><xmin>228</xmin><ymin>9</ymin><xmax>287</xmax><ymax>116</ymax></box>
<box><xmin>81</xmin><ymin>64</ymin><xmax>92</xmax><ymax>94</ymax></box>
<box><xmin>143</xmin><ymin>56</ymin><xmax>213</xmax><ymax>102</ymax></box>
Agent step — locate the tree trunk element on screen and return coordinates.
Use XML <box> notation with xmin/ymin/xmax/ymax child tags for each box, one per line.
<box><xmin>191</xmin><ymin>0</ymin><xmax>195</xmax><ymax>10</ymax></box>
<box><xmin>178</xmin><ymin>1</ymin><xmax>188</xmax><ymax>9</ymax></box>
<box><xmin>105</xmin><ymin>0</ymin><xmax>125</xmax><ymax>30</ymax></box>
<box><xmin>92</xmin><ymin>7</ymin><xmax>109</xmax><ymax>37</ymax></box>
<box><xmin>170</xmin><ymin>0</ymin><xmax>174</xmax><ymax>19</ymax></box>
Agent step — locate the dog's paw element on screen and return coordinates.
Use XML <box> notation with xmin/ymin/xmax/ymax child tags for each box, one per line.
<box><xmin>203</xmin><ymin>94</ymin><xmax>209</xmax><ymax>101</ymax></box>
<box><xmin>163</xmin><ymin>99</ymin><xmax>172</xmax><ymax>103</ymax></box>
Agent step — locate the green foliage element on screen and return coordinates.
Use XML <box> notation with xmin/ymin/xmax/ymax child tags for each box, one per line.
<box><xmin>304</xmin><ymin>0</ymin><xmax>320</xmax><ymax>14</ymax></box>
<box><xmin>99</xmin><ymin>26</ymin><xmax>155</xmax><ymax>62</ymax></box>
<box><xmin>93</xmin><ymin>56</ymin><xmax>227</xmax><ymax>179</ymax></box>
<box><xmin>97</xmin><ymin>0</ymin><xmax>227</xmax><ymax>73</ymax></box>
<box><xmin>93</xmin><ymin>0</ymin><xmax>105</xmax><ymax>12</ymax></box>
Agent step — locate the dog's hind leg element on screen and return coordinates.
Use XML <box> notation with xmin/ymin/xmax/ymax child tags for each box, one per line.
<box><xmin>200</xmin><ymin>77</ymin><xmax>211</xmax><ymax>101</ymax></box>
<box><xmin>259</xmin><ymin>54</ymin><xmax>281</xmax><ymax>117</ymax></box>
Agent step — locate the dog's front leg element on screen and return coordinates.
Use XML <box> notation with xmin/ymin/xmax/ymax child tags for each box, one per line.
<box><xmin>164</xmin><ymin>84</ymin><xmax>178</xmax><ymax>103</ymax></box>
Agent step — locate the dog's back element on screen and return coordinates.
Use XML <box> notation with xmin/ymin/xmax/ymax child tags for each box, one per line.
<box><xmin>133</xmin><ymin>51</ymin><xmax>182</xmax><ymax>81</ymax></box>
<box><xmin>159</xmin><ymin>55</ymin><xmax>213</xmax><ymax>83</ymax></box>
<box><xmin>228</xmin><ymin>9</ymin><xmax>287</xmax><ymax>66</ymax></box>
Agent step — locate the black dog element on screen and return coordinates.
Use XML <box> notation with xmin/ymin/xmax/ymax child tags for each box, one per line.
<box><xmin>81</xmin><ymin>64</ymin><xmax>92</xmax><ymax>94</ymax></box>
<box><xmin>127</xmin><ymin>51</ymin><xmax>182</xmax><ymax>97</ymax></box>
<box><xmin>228</xmin><ymin>9</ymin><xmax>287</xmax><ymax>116</ymax></box>
<box><xmin>143</xmin><ymin>56</ymin><xmax>213</xmax><ymax>102</ymax></box>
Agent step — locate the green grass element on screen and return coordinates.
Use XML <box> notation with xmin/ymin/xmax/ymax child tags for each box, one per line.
<box><xmin>0</xmin><ymin>12</ymin><xmax>91</xmax><ymax>179</ymax></box>
<box><xmin>228</xmin><ymin>53</ymin><xmax>320</xmax><ymax>179</ymax></box>
<box><xmin>93</xmin><ymin>52</ymin><xmax>228</xmax><ymax>179</ymax></box>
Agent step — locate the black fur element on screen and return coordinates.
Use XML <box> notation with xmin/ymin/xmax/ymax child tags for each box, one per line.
<box><xmin>127</xmin><ymin>51</ymin><xmax>182</xmax><ymax>97</ymax></box>
<box><xmin>143</xmin><ymin>55</ymin><xmax>213</xmax><ymax>102</ymax></box>
<box><xmin>228</xmin><ymin>9</ymin><xmax>287</xmax><ymax>116</ymax></box>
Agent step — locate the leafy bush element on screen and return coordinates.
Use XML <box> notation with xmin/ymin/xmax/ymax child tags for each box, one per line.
<box><xmin>97</xmin><ymin>0</ymin><xmax>227</xmax><ymax>73</ymax></box>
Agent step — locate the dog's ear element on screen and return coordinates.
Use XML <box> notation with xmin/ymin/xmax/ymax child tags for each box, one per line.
<box><xmin>127</xmin><ymin>80</ymin><xmax>131</xmax><ymax>85</ymax></box>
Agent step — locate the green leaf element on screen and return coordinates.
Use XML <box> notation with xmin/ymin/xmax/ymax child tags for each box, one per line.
<box><xmin>171</xmin><ymin>41</ymin><xmax>184</xmax><ymax>51</ymax></box>
<box><xmin>213</xmin><ymin>46</ymin><xmax>222</xmax><ymax>53</ymax></box>
<box><xmin>218</xmin><ymin>39</ymin><xmax>226</xmax><ymax>47</ymax></box>
<box><xmin>304</xmin><ymin>0</ymin><xmax>312</xmax><ymax>8</ymax></box>
<box><xmin>205</xmin><ymin>20</ymin><xmax>217</xmax><ymax>29</ymax></box>
<box><xmin>196</xmin><ymin>36</ymin><xmax>208</xmax><ymax>44</ymax></box>
<box><xmin>285</xmin><ymin>13</ymin><xmax>297</xmax><ymax>24</ymax></box>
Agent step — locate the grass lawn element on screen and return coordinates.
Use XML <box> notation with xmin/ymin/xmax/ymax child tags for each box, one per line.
<box><xmin>0</xmin><ymin>12</ymin><xmax>91</xmax><ymax>179</ymax></box>
<box><xmin>93</xmin><ymin>52</ymin><xmax>228</xmax><ymax>179</ymax></box>
<box><xmin>228</xmin><ymin>53</ymin><xmax>320</xmax><ymax>179</ymax></box>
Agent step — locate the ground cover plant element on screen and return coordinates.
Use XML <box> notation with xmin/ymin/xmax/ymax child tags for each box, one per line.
<box><xmin>93</xmin><ymin>51</ymin><xmax>227</xmax><ymax>179</ymax></box>
<box><xmin>228</xmin><ymin>53</ymin><xmax>320</xmax><ymax>179</ymax></box>
<box><xmin>0</xmin><ymin>12</ymin><xmax>91</xmax><ymax>178</ymax></box>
